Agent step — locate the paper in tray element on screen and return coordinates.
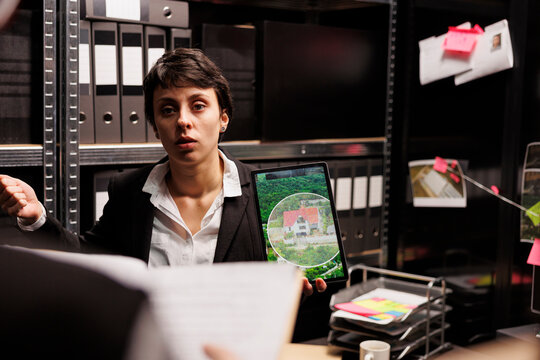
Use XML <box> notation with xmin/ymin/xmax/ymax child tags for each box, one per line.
<box><xmin>333</xmin><ymin>288</ymin><xmax>426</xmax><ymax>325</ymax></box>
<box><xmin>330</xmin><ymin>277</ymin><xmax>447</xmax><ymax>325</ymax></box>
<box><xmin>330</xmin><ymin>307</ymin><xmax>447</xmax><ymax>337</ymax></box>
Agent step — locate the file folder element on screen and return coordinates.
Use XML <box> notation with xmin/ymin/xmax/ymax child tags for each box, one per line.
<box><xmin>144</xmin><ymin>25</ymin><xmax>166</xmax><ymax>142</ymax></box>
<box><xmin>81</xmin><ymin>0</ymin><xmax>189</xmax><ymax>28</ymax></box>
<box><xmin>367</xmin><ymin>158</ymin><xmax>384</xmax><ymax>250</ymax></box>
<box><xmin>119</xmin><ymin>23</ymin><xmax>146</xmax><ymax>143</ymax></box>
<box><xmin>79</xmin><ymin>20</ymin><xmax>95</xmax><ymax>143</ymax></box>
<box><xmin>92</xmin><ymin>21</ymin><xmax>121</xmax><ymax>143</ymax></box>
<box><xmin>170</xmin><ymin>28</ymin><xmax>191</xmax><ymax>50</ymax></box>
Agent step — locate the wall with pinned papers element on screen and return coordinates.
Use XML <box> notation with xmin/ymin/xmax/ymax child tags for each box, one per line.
<box><xmin>388</xmin><ymin>0</ymin><xmax>540</xmax><ymax>346</ymax></box>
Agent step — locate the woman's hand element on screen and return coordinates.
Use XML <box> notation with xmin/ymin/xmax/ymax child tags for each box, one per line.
<box><xmin>302</xmin><ymin>277</ymin><xmax>327</xmax><ymax>296</ymax></box>
<box><xmin>203</xmin><ymin>344</ymin><xmax>241</xmax><ymax>360</ymax></box>
<box><xmin>0</xmin><ymin>175</ymin><xmax>42</xmax><ymax>224</ymax></box>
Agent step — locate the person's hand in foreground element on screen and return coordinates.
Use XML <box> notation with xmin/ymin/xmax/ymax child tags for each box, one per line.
<box><xmin>0</xmin><ymin>175</ymin><xmax>42</xmax><ymax>224</ymax></box>
<box><xmin>203</xmin><ymin>344</ymin><xmax>241</xmax><ymax>360</ymax></box>
<box><xmin>302</xmin><ymin>277</ymin><xmax>327</xmax><ymax>296</ymax></box>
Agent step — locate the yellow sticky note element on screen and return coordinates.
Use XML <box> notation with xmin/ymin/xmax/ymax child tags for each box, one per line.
<box><xmin>526</xmin><ymin>201</ymin><xmax>540</xmax><ymax>226</ymax></box>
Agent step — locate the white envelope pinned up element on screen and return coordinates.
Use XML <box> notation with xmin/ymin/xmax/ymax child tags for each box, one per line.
<box><xmin>418</xmin><ymin>22</ymin><xmax>473</xmax><ymax>85</ymax></box>
<box><xmin>454</xmin><ymin>19</ymin><xmax>514</xmax><ymax>85</ymax></box>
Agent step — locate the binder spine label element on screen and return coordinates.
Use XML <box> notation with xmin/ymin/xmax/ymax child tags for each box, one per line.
<box><xmin>94</xmin><ymin>30</ymin><xmax>117</xmax><ymax>94</ymax></box>
<box><xmin>105</xmin><ymin>0</ymin><xmax>141</xmax><ymax>21</ymax></box>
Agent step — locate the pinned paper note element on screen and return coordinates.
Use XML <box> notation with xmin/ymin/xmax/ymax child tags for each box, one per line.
<box><xmin>419</xmin><ymin>22</ymin><xmax>474</xmax><ymax>85</ymax></box>
<box><xmin>527</xmin><ymin>238</ymin><xmax>540</xmax><ymax>266</ymax></box>
<box><xmin>409</xmin><ymin>158</ymin><xmax>466</xmax><ymax>208</ymax></box>
<box><xmin>527</xmin><ymin>201</ymin><xmax>540</xmax><ymax>226</ymax></box>
<box><xmin>443</xmin><ymin>24</ymin><xmax>484</xmax><ymax>54</ymax></box>
<box><xmin>491</xmin><ymin>185</ymin><xmax>499</xmax><ymax>195</ymax></box>
<box><xmin>455</xmin><ymin>19</ymin><xmax>514</xmax><ymax>85</ymax></box>
<box><xmin>433</xmin><ymin>156</ymin><xmax>448</xmax><ymax>173</ymax></box>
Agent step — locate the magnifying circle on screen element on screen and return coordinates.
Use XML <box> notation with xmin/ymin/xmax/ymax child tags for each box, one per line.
<box><xmin>266</xmin><ymin>192</ymin><xmax>340</xmax><ymax>268</ymax></box>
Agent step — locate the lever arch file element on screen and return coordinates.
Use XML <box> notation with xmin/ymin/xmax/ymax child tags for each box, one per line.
<box><xmin>92</xmin><ymin>21</ymin><xmax>121</xmax><ymax>143</ymax></box>
<box><xmin>119</xmin><ymin>23</ymin><xmax>146</xmax><ymax>143</ymax></box>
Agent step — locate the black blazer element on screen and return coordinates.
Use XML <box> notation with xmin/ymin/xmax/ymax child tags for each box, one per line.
<box><xmin>42</xmin><ymin>152</ymin><xmax>266</xmax><ymax>263</ymax></box>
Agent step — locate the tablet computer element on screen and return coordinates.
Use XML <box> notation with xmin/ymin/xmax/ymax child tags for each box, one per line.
<box><xmin>251</xmin><ymin>162</ymin><xmax>348</xmax><ymax>283</ymax></box>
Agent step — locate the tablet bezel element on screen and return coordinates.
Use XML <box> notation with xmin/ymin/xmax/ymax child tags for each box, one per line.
<box><xmin>251</xmin><ymin>161</ymin><xmax>349</xmax><ymax>284</ymax></box>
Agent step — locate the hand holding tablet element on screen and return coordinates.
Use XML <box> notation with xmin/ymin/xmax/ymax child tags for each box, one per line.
<box><xmin>251</xmin><ymin>162</ymin><xmax>348</xmax><ymax>284</ymax></box>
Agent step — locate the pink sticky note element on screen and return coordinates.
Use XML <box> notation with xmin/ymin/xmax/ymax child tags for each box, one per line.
<box><xmin>433</xmin><ymin>157</ymin><xmax>448</xmax><ymax>173</ymax></box>
<box><xmin>491</xmin><ymin>185</ymin><xmax>499</xmax><ymax>195</ymax></box>
<box><xmin>334</xmin><ymin>302</ymin><xmax>379</xmax><ymax>316</ymax></box>
<box><xmin>527</xmin><ymin>239</ymin><xmax>540</xmax><ymax>266</ymax></box>
<box><xmin>443</xmin><ymin>25</ymin><xmax>484</xmax><ymax>54</ymax></box>
<box><xmin>450</xmin><ymin>173</ymin><xmax>460</xmax><ymax>183</ymax></box>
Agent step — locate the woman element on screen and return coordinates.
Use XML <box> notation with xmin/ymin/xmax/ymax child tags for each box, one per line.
<box><xmin>0</xmin><ymin>48</ymin><xmax>325</xmax><ymax>294</ymax></box>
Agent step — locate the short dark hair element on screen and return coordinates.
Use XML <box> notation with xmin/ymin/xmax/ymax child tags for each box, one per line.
<box><xmin>143</xmin><ymin>48</ymin><xmax>233</xmax><ymax>131</ymax></box>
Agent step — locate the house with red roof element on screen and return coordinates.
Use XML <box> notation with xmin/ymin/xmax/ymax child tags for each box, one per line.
<box><xmin>283</xmin><ymin>206</ymin><xmax>322</xmax><ymax>238</ymax></box>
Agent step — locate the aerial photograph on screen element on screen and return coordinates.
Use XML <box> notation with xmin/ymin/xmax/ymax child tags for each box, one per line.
<box><xmin>254</xmin><ymin>167</ymin><xmax>345</xmax><ymax>281</ymax></box>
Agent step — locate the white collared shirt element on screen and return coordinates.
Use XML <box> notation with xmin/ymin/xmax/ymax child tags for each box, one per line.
<box><xmin>142</xmin><ymin>150</ymin><xmax>242</xmax><ymax>267</ymax></box>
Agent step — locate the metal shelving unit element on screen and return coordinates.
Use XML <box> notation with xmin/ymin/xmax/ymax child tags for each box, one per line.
<box><xmin>79</xmin><ymin>139</ymin><xmax>385</xmax><ymax>166</ymax></box>
<box><xmin>59</xmin><ymin>0</ymin><xmax>80</xmax><ymax>233</ymax></box>
<box><xmin>0</xmin><ymin>145</ymin><xmax>44</xmax><ymax>167</ymax></box>
<box><xmin>43</xmin><ymin>0</ymin><xmax>58</xmax><ymax>218</ymax></box>
<box><xmin>0</xmin><ymin>0</ymin><xmax>397</xmax><ymax>263</ymax></box>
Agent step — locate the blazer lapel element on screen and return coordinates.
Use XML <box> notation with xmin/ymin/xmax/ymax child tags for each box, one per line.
<box><xmin>131</xmin><ymin>191</ymin><xmax>154</xmax><ymax>262</ymax></box>
<box><xmin>213</xmin><ymin>189</ymin><xmax>249</xmax><ymax>262</ymax></box>
<box><xmin>213</xmin><ymin>152</ymin><xmax>253</xmax><ymax>263</ymax></box>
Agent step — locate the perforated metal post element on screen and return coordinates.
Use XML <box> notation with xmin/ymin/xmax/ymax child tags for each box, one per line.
<box><xmin>59</xmin><ymin>0</ymin><xmax>80</xmax><ymax>234</ymax></box>
<box><xmin>381</xmin><ymin>0</ymin><xmax>397</xmax><ymax>268</ymax></box>
<box><xmin>43</xmin><ymin>0</ymin><xmax>57</xmax><ymax>217</ymax></box>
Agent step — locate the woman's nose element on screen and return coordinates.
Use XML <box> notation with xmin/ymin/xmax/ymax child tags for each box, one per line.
<box><xmin>177</xmin><ymin>112</ymin><xmax>192</xmax><ymax>129</ymax></box>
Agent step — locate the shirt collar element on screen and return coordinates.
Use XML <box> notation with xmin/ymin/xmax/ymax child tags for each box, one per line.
<box><xmin>142</xmin><ymin>150</ymin><xmax>242</xmax><ymax>198</ymax></box>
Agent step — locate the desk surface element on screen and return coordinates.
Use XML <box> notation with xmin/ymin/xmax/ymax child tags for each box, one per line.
<box><xmin>280</xmin><ymin>344</ymin><xmax>341</xmax><ymax>360</ymax></box>
<box><xmin>283</xmin><ymin>336</ymin><xmax>540</xmax><ymax>360</ymax></box>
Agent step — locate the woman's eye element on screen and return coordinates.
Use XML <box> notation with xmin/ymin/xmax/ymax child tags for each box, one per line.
<box><xmin>193</xmin><ymin>103</ymin><xmax>206</xmax><ymax>111</ymax></box>
<box><xmin>160</xmin><ymin>106</ymin><xmax>175</xmax><ymax>116</ymax></box>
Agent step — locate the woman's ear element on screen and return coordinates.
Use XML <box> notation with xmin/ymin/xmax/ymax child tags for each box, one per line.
<box><xmin>220</xmin><ymin>110</ymin><xmax>230</xmax><ymax>130</ymax></box>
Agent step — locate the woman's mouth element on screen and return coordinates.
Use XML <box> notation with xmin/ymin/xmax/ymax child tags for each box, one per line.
<box><xmin>176</xmin><ymin>137</ymin><xmax>196</xmax><ymax>150</ymax></box>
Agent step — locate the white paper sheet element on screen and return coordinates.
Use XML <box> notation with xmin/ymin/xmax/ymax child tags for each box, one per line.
<box><xmin>148</xmin><ymin>263</ymin><xmax>301</xmax><ymax>360</ymax></box>
<box><xmin>454</xmin><ymin>19</ymin><xmax>514</xmax><ymax>85</ymax></box>
<box><xmin>419</xmin><ymin>22</ymin><xmax>473</xmax><ymax>85</ymax></box>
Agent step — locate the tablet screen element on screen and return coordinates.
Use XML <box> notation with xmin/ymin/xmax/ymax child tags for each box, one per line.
<box><xmin>251</xmin><ymin>162</ymin><xmax>348</xmax><ymax>283</ymax></box>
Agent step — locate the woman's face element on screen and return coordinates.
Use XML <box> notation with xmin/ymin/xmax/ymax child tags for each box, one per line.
<box><xmin>152</xmin><ymin>84</ymin><xmax>228</xmax><ymax>166</ymax></box>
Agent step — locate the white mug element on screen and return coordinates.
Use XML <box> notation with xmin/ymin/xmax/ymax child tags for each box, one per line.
<box><xmin>359</xmin><ymin>340</ymin><xmax>390</xmax><ymax>360</ymax></box>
